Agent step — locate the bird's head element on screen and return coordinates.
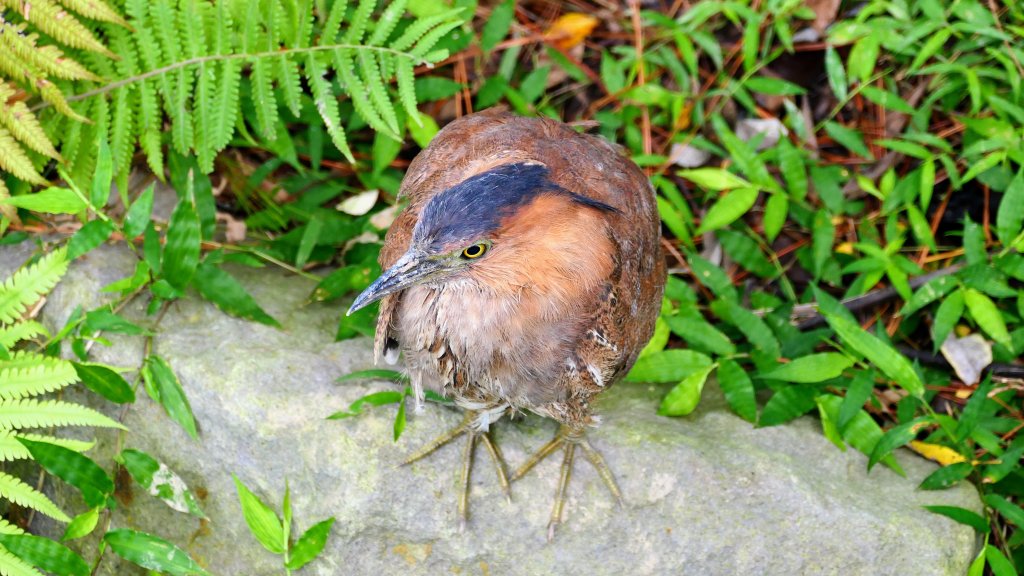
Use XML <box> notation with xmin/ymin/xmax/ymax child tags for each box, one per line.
<box><xmin>347</xmin><ymin>162</ymin><xmax>617</xmax><ymax>315</ymax></box>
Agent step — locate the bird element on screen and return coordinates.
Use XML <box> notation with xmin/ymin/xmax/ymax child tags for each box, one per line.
<box><xmin>348</xmin><ymin>108</ymin><xmax>665</xmax><ymax>537</ymax></box>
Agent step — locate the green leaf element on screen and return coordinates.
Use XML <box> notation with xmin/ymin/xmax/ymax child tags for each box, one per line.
<box><xmin>192</xmin><ymin>262</ymin><xmax>280</xmax><ymax>327</ymax></box>
<box><xmin>625</xmin><ymin>349</ymin><xmax>713</xmax><ymax>383</ymax></box>
<box><xmin>233</xmin><ymin>475</ymin><xmax>285</xmax><ymax>555</ymax></box>
<box><xmin>696</xmin><ymin>188</ymin><xmax>758</xmax><ymax>234</ymax></box>
<box><xmin>393</xmin><ymin>395</ymin><xmax>407</xmax><ymax>441</ymax></box>
<box><xmin>90</xmin><ymin>139</ymin><xmax>112</xmax><ymax>210</ymax></box>
<box><xmin>963</xmin><ymin>288</ymin><xmax>1012</xmax><ymax>348</ymax></box>
<box><xmin>710</xmin><ymin>299</ymin><xmax>780</xmax><ymax>359</ymax></box>
<box><xmin>336</xmin><ymin>369</ymin><xmax>408</xmax><ymax>383</ymax></box>
<box><xmin>868</xmin><ymin>417</ymin><xmax>929</xmax><ymax>470</ymax></box>
<box><xmin>0</xmin><ymin>187</ymin><xmax>87</xmax><ymax>214</ymax></box>
<box><xmin>759</xmin><ymin>386</ymin><xmax>817</xmax><ymax>426</ymax></box>
<box><xmin>985</xmin><ymin>545</ymin><xmax>1017</xmax><ymax>576</ymax></box>
<box><xmin>901</xmin><ymin>275</ymin><xmax>958</xmax><ymax>316</ymax></box>
<box><xmin>104</xmin><ymin>529</ymin><xmax>209</xmax><ymax>576</ymax></box>
<box><xmin>480</xmin><ymin>0</ymin><xmax>514</xmax><ymax>51</ymax></box>
<box><xmin>932</xmin><ymin>288</ymin><xmax>965</xmax><ymax>350</ymax></box>
<box><xmin>285</xmin><ymin>518</ymin><xmax>335</xmax><ymax>570</ymax></box>
<box><xmin>72</xmin><ymin>363</ymin><xmax>135</xmax><ymax>404</ymax></box>
<box><xmin>838</xmin><ymin>371</ymin><xmax>875</xmax><ymax>432</ymax></box>
<box><xmin>824</xmin><ymin>121</ymin><xmax>872</xmax><ymax>159</ymax></box>
<box><xmin>163</xmin><ymin>198</ymin><xmax>201</xmax><ymax>291</ymax></box>
<box><xmin>326</xmin><ymin>391</ymin><xmax>405</xmax><ymax>419</ymax></box>
<box><xmin>817</xmin><ymin>394</ymin><xmax>903</xmax><ymax>474</ymax></box>
<box><xmin>985</xmin><ymin>494</ymin><xmax>1024</xmax><ymax>528</ymax></box>
<box><xmin>678</xmin><ymin>168</ymin><xmax>752</xmax><ymax>191</ymax></box>
<box><xmin>0</xmin><ymin>533</ymin><xmax>89</xmax><ymax>576</ymax></box>
<box><xmin>295</xmin><ymin>216</ymin><xmax>324</xmax><ymax>269</ymax></box>
<box><xmin>996</xmin><ymin>169</ymin><xmax>1024</xmax><ymax>247</ymax></box>
<box><xmin>118</xmin><ymin>449</ymin><xmax>206</xmax><ymax>518</ymax></box>
<box><xmin>922</xmin><ymin>505</ymin><xmax>989</xmax><ymax>532</ymax></box>
<box><xmin>658</xmin><ymin>364</ymin><xmax>714</xmax><ymax>417</ymax></box>
<box><xmin>67</xmin><ymin>219</ymin><xmax>114</xmax><ymax>260</ymax></box>
<box><xmin>142</xmin><ymin>355</ymin><xmax>198</xmax><ymax>440</ymax></box>
<box><xmin>123</xmin><ymin>185</ymin><xmax>155</xmax><ymax>239</ymax></box>
<box><xmin>762</xmin><ymin>193</ymin><xmax>787</xmax><ymax>243</ymax></box>
<box><xmin>824</xmin><ymin>45</ymin><xmax>848</xmax><ymax>103</ymax></box>
<box><xmin>61</xmin><ymin>507</ymin><xmax>100</xmax><ymax>541</ymax></box>
<box><xmin>744</xmin><ymin>76</ymin><xmax>805</xmax><ymax>95</ymax></box>
<box><xmin>82</xmin><ymin>309</ymin><xmax>149</xmax><ymax>336</ymax></box>
<box><xmin>919</xmin><ymin>462</ymin><xmax>974</xmax><ymax>490</ymax></box>
<box><xmin>818</xmin><ymin>294</ymin><xmax>924</xmax><ymax>397</ymax></box>
<box><xmin>17</xmin><ymin>438</ymin><xmax>112</xmax><ymax>508</ymax></box>
<box><xmin>759</xmin><ymin>353</ymin><xmax>853</xmax><ymax>383</ymax></box>
<box><xmin>716</xmin><ymin>358</ymin><xmax>756</xmax><ymax>422</ymax></box>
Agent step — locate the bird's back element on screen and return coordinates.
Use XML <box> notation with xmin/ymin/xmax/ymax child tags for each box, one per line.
<box><xmin>375</xmin><ymin>110</ymin><xmax>665</xmax><ymax>425</ymax></box>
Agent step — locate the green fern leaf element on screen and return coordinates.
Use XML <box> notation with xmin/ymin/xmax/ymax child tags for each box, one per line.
<box><xmin>140</xmin><ymin>129</ymin><xmax>164</xmax><ymax>177</ymax></box>
<box><xmin>0</xmin><ymin>351</ymin><xmax>79</xmax><ymax>400</ymax></box>
<box><xmin>390</xmin><ymin>9</ymin><xmax>463</xmax><ymax>53</ymax></box>
<box><xmin>322</xmin><ymin>0</ymin><xmax>350</xmax><ymax>43</ymax></box>
<box><xmin>56</xmin><ymin>0</ymin><xmax>129</xmax><ymax>27</ymax></box>
<box><xmin>359</xmin><ymin>51</ymin><xmax>400</xmax><ymax>135</ymax></box>
<box><xmin>276</xmin><ymin>55</ymin><xmax>303</xmax><ymax>118</ymax></box>
<box><xmin>408</xmin><ymin>20</ymin><xmax>463</xmax><ymax>59</ymax></box>
<box><xmin>342</xmin><ymin>0</ymin><xmax>376</xmax><ymax>45</ymax></box>
<box><xmin>0</xmin><ymin>321</ymin><xmax>48</xmax><ymax>349</ymax></box>
<box><xmin>149</xmin><ymin>0</ymin><xmax>194</xmax><ymax>155</ymax></box>
<box><xmin>395</xmin><ymin>57</ymin><xmax>419</xmax><ymax>124</ymax></box>
<box><xmin>0</xmin><ymin>399</ymin><xmax>126</xmax><ymax>431</ymax></box>
<box><xmin>250</xmin><ymin>58</ymin><xmax>279</xmax><ymax>140</ymax></box>
<box><xmin>211</xmin><ymin>59</ymin><xmax>242</xmax><ymax>153</ymax></box>
<box><xmin>0</xmin><ymin>82</ymin><xmax>59</xmax><ymax>159</ymax></box>
<box><xmin>0</xmin><ymin>127</ymin><xmax>46</xmax><ymax>185</ymax></box>
<box><xmin>0</xmin><ymin>518</ymin><xmax>25</xmax><ymax>535</ymax></box>
<box><xmin>0</xmin><ymin>471</ymin><xmax>70</xmax><ymax>522</ymax></box>
<box><xmin>293</xmin><ymin>0</ymin><xmax>314</xmax><ymax>48</ymax></box>
<box><xmin>0</xmin><ymin>0</ymin><xmax>115</xmax><ymax>56</ymax></box>
<box><xmin>38</xmin><ymin>81</ymin><xmax>87</xmax><ymax>122</ymax></box>
<box><xmin>194</xmin><ymin>62</ymin><xmax>217</xmax><ymax>173</ymax></box>
<box><xmin>110</xmin><ymin>87</ymin><xmax>135</xmax><ymax>179</ymax></box>
<box><xmin>0</xmin><ymin>544</ymin><xmax>42</xmax><ymax>576</ymax></box>
<box><xmin>305</xmin><ymin>52</ymin><xmax>353</xmax><ymax>163</ymax></box>
<box><xmin>57</xmin><ymin>101</ymin><xmax>86</xmax><ymax>169</ymax></box>
<box><xmin>0</xmin><ymin>20</ymin><xmax>99</xmax><ymax>81</ymax></box>
<box><xmin>179</xmin><ymin>0</ymin><xmax>208</xmax><ymax>62</ymax></box>
<box><xmin>332</xmin><ymin>48</ymin><xmax>396</xmax><ymax>139</ymax></box>
<box><xmin>367</xmin><ymin>0</ymin><xmax>407</xmax><ymax>46</ymax></box>
<box><xmin>0</xmin><ymin>249</ymin><xmax>68</xmax><ymax>326</ymax></box>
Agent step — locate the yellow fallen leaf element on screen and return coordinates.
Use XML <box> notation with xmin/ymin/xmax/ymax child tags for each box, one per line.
<box><xmin>908</xmin><ymin>441</ymin><xmax>966</xmax><ymax>466</ymax></box>
<box><xmin>545</xmin><ymin>13</ymin><xmax>599</xmax><ymax>50</ymax></box>
<box><xmin>835</xmin><ymin>242</ymin><xmax>855</xmax><ymax>255</ymax></box>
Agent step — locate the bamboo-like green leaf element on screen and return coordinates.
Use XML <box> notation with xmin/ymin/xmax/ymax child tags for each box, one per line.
<box><xmin>123</xmin><ymin>184</ymin><xmax>155</xmax><ymax>239</ymax></box>
<box><xmin>759</xmin><ymin>386</ymin><xmax>817</xmax><ymax>426</ymax></box>
<box><xmin>919</xmin><ymin>462</ymin><xmax>973</xmax><ymax>490</ymax></box>
<box><xmin>922</xmin><ymin>505</ymin><xmax>988</xmax><ymax>532</ymax></box>
<box><xmin>17</xmin><ymin>438</ymin><xmax>112</xmax><ymax>508</ymax></box>
<box><xmin>163</xmin><ymin>197</ymin><xmax>201</xmax><ymax>291</ymax></box>
<box><xmin>62</xmin><ymin>507</ymin><xmax>100</xmax><ymax>541</ymax></box>
<box><xmin>816</xmin><ymin>394</ymin><xmax>903</xmax><ymax>473</ymax></box>
<box><xmin>824</xmin><ymin>121</ymin><xmax>872</xmax><ymax>159</ymax></box>
<box><xmin>697</xmin><ymin>188</ymin><xmax>758</xmax><ymax>234</ymax></box>
<box><xmin>192</xmin><ymin>262</ymin><xmax>280</xmax><ymax>327</ymax></box>
<box><xmin>963</xmin><ymin>289</ymin><xmax>1011</xmax><ymax>348</ymax></box>
<box><xmin>66</xmin><ymin>219</ymin><xmax>114</xmax><ymax>260</ymax></box>
<box><xmin>710</xmin><ymin>299</ymin><xmax>780</xmax><ymax>358</ymax></box>
<box><xmin>104</xmin><ymin>529</ymin><xmax>209</xmax><ymax>576</ymax></box>
<box><xmin>985</xmin><ymin>545</ymin><xmax>1017</xmax><ymax>576</ymax></box>
<box><xmin>326</xmin><ymin>390</ymin><xmax>405</xmax><ymax>420</ymax></box>
<box><xmin>90</xmin><ymin>140</ymin><xmax>112</xmax><ymax>209</ymax></box>
<box><xmin>678</xmin><ymin>168</ymin><xmax>752</xmax><ymax>191</ymax></box>
<box><xmin>868</xmin><ymin>417</ymin><xmax>930</xmax><ymax>470</ymax></box>
<box><xmin>984</xmin><ymin>494</ymin><xmax>1024</xmax><ymax>528</ymax></box>
<box><xmin>659</xmin><ymin>364</ymin><xmax>714</xmax><ymax>417</ymax></box>
<box><xmin>901</xmin><ymin>275</ymin><xmax>958</xmax><ymax>316</ymax></box>
<box><xmin>716</xmin><ymin>359</ymin><xmax>756</xmax><ymax>423</ymax></box>
<box><xmin>0</xmin><ymin>533</ymin><xmax>89</xmax><ymax>576</ymax></box>
<box><xmin>285</xmin><ymin>518</ymin><xmax>335</xmax><ymax>570</ymax></box>
<box><xmin>838</xmin><ymin>371</ymin><xmax>875</xmax><ymax>432</ymax></box>
<box><xmin>759</xmin><ymin>353</ymin><xmax>853</xmax><ymax>383</ymax></box>
<box><xmin>72</xmin><ymin>363</ymin><xmax>135</xmax><ymax>404</ymax></box>
<box><xmin>932</xmin><ymin>288</ymin><xmax>965</xmax><ymax>351</ymax></box>
<box><xmin>996</xmin><ymin>169</ymin><xmax>1024</xmax><ymax>246</ymax></box>
<box><xmin>142</xmin><ymin>355</ymin><xmax>198</xmax><ymax>439</ymax></box>
<box><xmin>233</xmin><ymin>475</ymin><xmax>285</xmax><ymax>555</ymax></box>
<box><xmin>0</xmin><ymin>188</ymin><xmax>86</xmax><ymax>214</ymax></box>
<box><xmin>762</xmin><ymin>193</ymin><xmax>788</xmax><ymax>243</ymax></box>
<box><xmin>118</xmin><ymin>449</ymin><xmax>206</xmax><ymax>518</ymax></box>
<box><xmin>626</xmin><ymin>349</ymin><xmax>713</xmax><ymax>383</ymax></box>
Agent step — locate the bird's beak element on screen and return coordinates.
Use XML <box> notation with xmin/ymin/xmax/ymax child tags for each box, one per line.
<box><xmin>347</xmin><ymin>250</ymin><xmax>445</xmax><ymax>315</ymax></box>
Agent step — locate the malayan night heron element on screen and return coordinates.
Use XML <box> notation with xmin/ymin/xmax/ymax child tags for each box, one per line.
<box><xmin>349</xmin><ymin>109</ymin><xmax>666</xmax><ymax>538</ymax></box>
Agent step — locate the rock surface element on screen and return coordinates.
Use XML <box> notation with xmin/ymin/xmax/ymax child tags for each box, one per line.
<box><xmin>2</xmin><ymin>243</ymin><xmax>982</xmax><ymax>575</ymax></box>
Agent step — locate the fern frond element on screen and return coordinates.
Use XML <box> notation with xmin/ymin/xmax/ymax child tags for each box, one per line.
<box><xmin>367</xmin><ymin>0</ymin><xmax>406</xmax><ymax>46</ymax></box>
<box><xmin>0</xmin><ymin>471</ymin><xmax>70</xmax><ymax>522</ymax></box>
<box><xmin>276</xmin><ymin>55</ymin><xmax>303</xmax><ymax>118</ymax></box>
<box><xmin>212</xmin><ymin>60</ymin><xmax>241</xmax><ymax>152</ymax></box>
<box><xmin>55</xmin><ymin>0</ymin><xmax>129</xmax><ymax>27</ymax></box>
<box><xmin>0</xmin><ymin>82</ymin><xmax>58</xmax><ymax>159</ymax></box>
<box><xmin>0</xmin><ymin>544</ymin><xmax>42</xmax><ymax>576</ymax></box>
<box><xmin>358</xmin><ymin>50</ymin><xmax>399</xmax><ymax>135</ymax></box>
<box><xmin>194</xmin><ymin>61</ymin><xmax>216</xmax><ymax>173</ymax></box>
<box><xmin>306</xmin><ymin>52</ymin><xmax>353</xmax><ymax>162</ymax></box>
<box><xmin>250</xmin><ymin>58</ymin><xmax>279</xmax><ymax>140</ymax></box>
<box><xmin>37</xmin><ymin>81</ymin><xmax>87</xmax><ymax>122</ymax></box>
<box><xmin>0</xmin><ymin>249</ymin><xmax>67</xmax><ymax>326</ymax></box>
<box><xmin>390</xmin><ymin>8</ymin><xmax>463</xmax><ymax>53</ymax></box>
<box><xmin>395</xmin><ymin>57</ymin><xmax>418</xmax><ymax>124</ymax></box>
<box><xmin>0</xmin><ymin>431</ymin><xmax>93</xmax><ymax>462</ymax></box>
<box><xmin>342</xmin><ymin>0</ymin><xmax>375</xmax><ymax>45</ymax></box>
<box><xmin>0</xmin><ymin>399</ymin><xmax>126</xmax><ymax>431</ymax></box>
<box><xmin>0</xmin><ymin>127</ymin><xmax>45</xmax><ymax>185</ymax></box>
<box><xmin>321</xmin><ymin>0</ymin><xmax>350</xmax><ymax>43</ymax></box>
<box><xmin>0</xmin><ymin>0</ymin><xmax>115</xmax><ymax>56</ymax></box>
<box><xmin>332</xmin><ymin>48</ymin><xmax>394</xmax><ymax>139</ymax></box>
<box><xmin>0</xmin><ymin>321</ymin><xmax>48</xmax><ymax>349</ymax></box>
<box><xmin>0</xmin><ymin>518</ymin><xmax>25</xmax><ymax>535</ymax></box>
<box><xmin>0</xmin><ymin>351</ymin><xmax>79</xmax><ymax>400</ymax></box>
<box><xmin>408</xmin><ymin>19</ymin><xmax>462</xmax><ymax>60</ymax></box>
<box><xmin>0</xmin><ymin>19</ymin><xmax>99</xmax><ymax>81</ymax></box>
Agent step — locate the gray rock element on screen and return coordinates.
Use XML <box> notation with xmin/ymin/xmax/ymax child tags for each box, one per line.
<box><xmin>1</xmin><ymin>243</ymin><xmax>982</xmax><ymax>575</ymax></box>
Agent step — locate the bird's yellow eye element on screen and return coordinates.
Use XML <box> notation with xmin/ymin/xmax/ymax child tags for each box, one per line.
<box><xmin>461</xmin><ymin>243</ymin><xmax>488</xmax><ymax>259</ymax></box>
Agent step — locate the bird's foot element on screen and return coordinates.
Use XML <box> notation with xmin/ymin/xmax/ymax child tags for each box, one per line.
<box><xmin>511</xmin><ymin>424</ymin><xmax>622</xmax><ymax>541</ymax></box>
<box><xmin>402</xmin><ymin>410</ymin><xmax>511</xmax><ymax>531</ymax></box>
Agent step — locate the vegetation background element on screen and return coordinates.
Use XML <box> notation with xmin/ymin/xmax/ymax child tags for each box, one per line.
<box><xmin>0</xmin><ymin>0</ymin><xmax>1022</xmax><ymax>574</ymax></box>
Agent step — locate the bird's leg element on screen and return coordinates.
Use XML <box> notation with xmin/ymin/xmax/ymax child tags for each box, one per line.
<box><xmin>402</xmin><ymin>409</ymin><xmax>511</xmax><ymax>531</ymax></box>
<box><xmin>511</xmin><ymin>424</ymin><xmax>622</xmax><ymax>540</ymax></box>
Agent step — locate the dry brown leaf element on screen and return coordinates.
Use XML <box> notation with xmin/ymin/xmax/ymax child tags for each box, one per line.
<box><xmin>216</xmin><ymin>211</ymin><xmax>247</xmax><ymax>243</ymax></box>
<box><xmin>805</xmin><ymin>0</ymin><xmax>841</xmax><ymax>33</ymax></box>
<box><xmin>908</xmin><ymin>441</ymin><xmax>967</xmax><ymax>466</ymax></box>
<box><xmin>544</xmin><ymin>13</ymin><xmax>599</xmax><ymax>50</ymax></box>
